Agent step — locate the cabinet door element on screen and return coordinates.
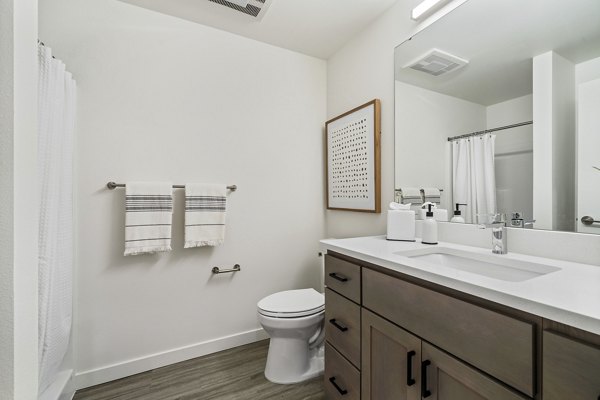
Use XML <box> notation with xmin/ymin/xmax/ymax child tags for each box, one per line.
<box><xmin>543</xmin><ymin>330</ymin><xmax>600</xmax><ymax>400</ymax></box>
<box><xmin>361</xmin><ymin>309</ymin><xmax>421</xmax><ymax>400</ymax></box>
<box><xmin>421</xmin><ymin>343</ymin><xmax>527</xmax><ymax>400</ymax></box>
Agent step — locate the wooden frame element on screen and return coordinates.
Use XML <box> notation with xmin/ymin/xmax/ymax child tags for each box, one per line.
<box><xmin>326</xmin><ymin>99</ymin><xmax>381</xmax><ymax>213</ymax></box>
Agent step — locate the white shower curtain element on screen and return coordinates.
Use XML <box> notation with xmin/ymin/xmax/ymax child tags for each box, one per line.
<box><xmin>452</xmin><ymin>134</ymin><xmax>497</xmax><ymax>224</ymax></box>
<box><xmin>37</xmin><ymin>43</ymin><xmax>76</xmax><ymax>395</ymax></box>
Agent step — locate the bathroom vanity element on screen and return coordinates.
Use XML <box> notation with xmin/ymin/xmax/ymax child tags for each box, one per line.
<box><xmin>321</xmin><ymin>236</ymin><xmax>600</xmax><ymax>400</ymax></box>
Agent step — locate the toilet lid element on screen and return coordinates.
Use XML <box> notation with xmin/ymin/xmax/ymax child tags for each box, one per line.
<box><xmin>258</xmin><ymin>288</ymin><xmax>325</xmax><ymax>318</ymax></box>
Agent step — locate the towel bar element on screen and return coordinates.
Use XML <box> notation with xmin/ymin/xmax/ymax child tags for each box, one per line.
<box><xmin>106</xmin><ymin>181</ymin><xmax>237</xmax><ymax>191</ymax></box>
<box><xmin>212</xmin><ymin>264</ymin><xmax>241</xmax><ymax>274</ymax></box>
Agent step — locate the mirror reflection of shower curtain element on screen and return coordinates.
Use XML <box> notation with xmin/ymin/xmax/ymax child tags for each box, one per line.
<box><xmin>37</xmin><ymin>43</ymin><xmax>76</xmax><ymax>395</ymax></box>
<box><xmin>452</xmin><ymin>135</ymin><xmax>497</xmax><ymax>223</ymax></box>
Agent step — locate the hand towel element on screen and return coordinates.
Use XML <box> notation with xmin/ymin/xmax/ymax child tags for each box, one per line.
<box><xmin>124</xmin><ymin>182</ymin><xmax>173</xmax><ymax>256</ymax></box>
<box><xmin>185</xmin><ymin>183</ymin><xmax>227</xmax><ymax>248</ymax></box>
<box><xmin>422</xmin><ymin>187</ymin><xmax>441</xmax><ymax>204</ymax></box>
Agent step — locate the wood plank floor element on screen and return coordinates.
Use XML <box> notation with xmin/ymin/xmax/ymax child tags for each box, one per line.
<box><xmin>73</xmin><ymin>340</ymin><xmax>325</xmax><ymax>400</ymax></box>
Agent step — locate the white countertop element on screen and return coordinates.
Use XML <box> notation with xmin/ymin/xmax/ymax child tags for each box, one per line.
<box><xmin>320</xmin><ymin>236</ymin><xmax>600</xmax><ymax>336</ymax></box>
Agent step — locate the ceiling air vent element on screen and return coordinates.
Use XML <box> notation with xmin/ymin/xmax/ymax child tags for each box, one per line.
<box><xmin>208</xmin><ymin>0</ymin><xmax>272</xmax><ymax>20</ymax></box>
<box><xmin>405</xmin><ymin>49</ymin><xmax>468</xmax><ymax>76</ymax></box>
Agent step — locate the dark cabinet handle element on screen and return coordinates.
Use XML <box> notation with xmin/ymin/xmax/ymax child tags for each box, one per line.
<box><xmin>329</xmin><ymin>376</ymin><xmax>348</xmax><ymax>395</ymax></box>
<box><xmin>421</xmin><ymin>360</ymin><xmax>431</xmax><ymax>398</ymax></box>
<box><xmin>329</xmin><ymin>272</ymin><xmax>348</xmax><ymax>282</ymax></box>
<box><xmin>406</xmin><ymin>350</ymin><xmax>416</xmax><ymax>386</ymax></box>
<box><xmin>329</xmin><ymin>318</ymin><xmax>349</xmax><ymax>332</ymax></box>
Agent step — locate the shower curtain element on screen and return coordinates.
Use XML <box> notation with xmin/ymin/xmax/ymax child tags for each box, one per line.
<box><xmin>452</xmin><ymin>134</ymin><xmax>497</xmax><ymax>224</ymax></box>
<box><xmin>37</xmin><ymin>43</ymin><xmax>76</xmax><ymax>395</ymax></box>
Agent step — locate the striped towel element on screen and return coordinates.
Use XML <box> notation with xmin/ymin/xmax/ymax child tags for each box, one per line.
<box><xmin>124</xmin><ymin>182</ymin><xmax>173</xmax><ymax>256</ymax></box>
<box><xmin>184</xmin><ymin>183</ymin><xmax>227</xmax><ymax>248</ymax></box>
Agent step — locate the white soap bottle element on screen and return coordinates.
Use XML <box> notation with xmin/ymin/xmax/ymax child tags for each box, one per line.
<box><xmin>422</xmin><ymin>204</ymin><xmax>438</xmax><ymax>245</ymax></box>
<box><xmin>450</xmin><ymin>203</ymin><xmax>466</xmax><ymax>223</ymax></box>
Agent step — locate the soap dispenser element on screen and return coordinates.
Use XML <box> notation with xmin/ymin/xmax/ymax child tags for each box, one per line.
<box><xmin>422</xmin><ymin>204</ymin><xmax>438</xmax><ymax>245</ymax></box>
<box><xmin>450</xmin><ymin>203</ymin><xmax>467</xmax><ymax>223</ymax></box>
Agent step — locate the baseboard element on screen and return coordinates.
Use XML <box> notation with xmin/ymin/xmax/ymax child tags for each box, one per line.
<box><xmin>39</xmin><ymin>369</ymin><xmax>73</xmax><ymax>400</ymax></box>
<box><xmin>74</xmin><ymin>328</ymin><xmax>268</xmax><ymax>390</ymax></box>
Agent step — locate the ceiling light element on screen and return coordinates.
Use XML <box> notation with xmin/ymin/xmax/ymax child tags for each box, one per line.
<box><xmin>411</xmin><ymin>0</ymin><xmax>449</xmax><ymax>20</ymax></box>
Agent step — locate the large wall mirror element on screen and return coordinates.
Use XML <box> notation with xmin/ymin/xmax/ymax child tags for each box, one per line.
<box><xmin>394</xmin><ymin>0</ymin><xmax>600</xmax><ymax>234</ymax></box>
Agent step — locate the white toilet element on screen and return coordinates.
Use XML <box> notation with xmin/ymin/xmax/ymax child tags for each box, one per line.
<box><xmin>257</xmin><ymin>288</ymin><xmax>325</xmax><ymax>384</ymax></box>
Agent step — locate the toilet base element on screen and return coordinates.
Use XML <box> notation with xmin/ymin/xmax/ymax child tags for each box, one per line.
<box><xmin>264</xmin><ymin>338</ymin><xmax>324</xmax><ymax>384</ymax></box>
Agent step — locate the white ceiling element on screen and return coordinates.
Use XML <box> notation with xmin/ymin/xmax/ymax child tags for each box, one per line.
<box><xmin>120</xmin><ymin>0</ymin><xmax>399</xmax><ymax>59</ymax></box>
<box><xmin>394</xmin><ymin>0</ymin><xmax>600</xmax><ymax>106</ymax></box>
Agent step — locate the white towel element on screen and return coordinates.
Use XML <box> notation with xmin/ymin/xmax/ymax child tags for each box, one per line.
<box><xmin>185</xmin><ymin>183</ymin><xmax>227</xmax><ymax>248</ymax></box>
<box><xmin>400</xmin><ymin>187</ymin><xmax>422</xmax><ymax>204</ymax></box>
<box><xmin>422</xmin><ymin>187</ymin><xmax>441</xmax><ymax>204</ymax></box>
<box><xmin>124</xmin><ymin>182</ymin><xmax>173</xmax><ymax>256</ymax></box>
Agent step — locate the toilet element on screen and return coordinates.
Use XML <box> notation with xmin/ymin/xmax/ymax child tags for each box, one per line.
<box><xmin>257</xmin><ymin>288</ymin><xmax>325</xmax><ymax>384</ymax></box>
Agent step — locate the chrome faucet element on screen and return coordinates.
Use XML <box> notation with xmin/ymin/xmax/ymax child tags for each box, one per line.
<box><xmin>509</xmin><ymin>212</ymin><xmax>536</xmax><ymax>228</ymax></box>
<box><xmin>479</xmin><ymin>213</ymin><xmax>508</xmax><ymax>254</ymax></box>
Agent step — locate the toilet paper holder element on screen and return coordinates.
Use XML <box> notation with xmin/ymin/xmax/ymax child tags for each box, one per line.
<box><xmin>212</xmin><ymin>264</ymin><xmax>241</xmax><ymax>274</ymax></box>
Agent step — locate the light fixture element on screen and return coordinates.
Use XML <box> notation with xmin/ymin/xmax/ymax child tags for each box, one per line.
<box><xmin>411</xmin><ymin>0</ymin><xmax>449</xmax><ymax>20</ymax></box>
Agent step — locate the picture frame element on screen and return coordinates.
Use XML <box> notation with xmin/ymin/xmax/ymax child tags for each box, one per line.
<box><xmin>326</xmin><ymin>99</ymin><xmax>381</xmax><ymax>213</ymax></box>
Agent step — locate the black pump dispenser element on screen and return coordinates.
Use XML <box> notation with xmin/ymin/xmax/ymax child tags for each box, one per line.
<box><xmin>426</xmin><ymin>204</ymin><xmax>434</xmax><ymax>217</ymax></box>
<box><xmin>454</xmin><ymin>203</ymin><xmax>467</xmax><ymax>216</ymax></box>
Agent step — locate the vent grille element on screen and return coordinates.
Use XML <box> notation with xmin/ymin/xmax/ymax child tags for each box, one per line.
<box><xmin>405</xmin><ymin>49</ymin><xmax>468</xmax><ymax>77</ymax></box>
<box><xmin>208</xmin><ymin>0</ymin><xmax>270</xmax><ymax>19</ymax></box>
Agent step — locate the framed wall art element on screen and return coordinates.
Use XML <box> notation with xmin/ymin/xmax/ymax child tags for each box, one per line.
<box><xmin>326</xmin><ymin>99</ymin><xmax>381</xmax><ymax>213</ymax></box>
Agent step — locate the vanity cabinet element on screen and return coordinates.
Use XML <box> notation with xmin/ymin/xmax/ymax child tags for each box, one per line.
<box><xmin>542</xmin><ymin>330</ymin><xmax>600</xmax><ymax>400</ymax></box>
<box><xmin>362</xmin><ymin>309</ymin><xmax>526</xmax><ymax>400</ymax></box>
<box><xmin>323</xmin><ymin>251</ymin><xmax>600</xmax><ymax>400</ymax></box>
<box><xmin>363</xmin><ymin>267</ymin><xmax>535</xmax><ymax>397</ymax></box>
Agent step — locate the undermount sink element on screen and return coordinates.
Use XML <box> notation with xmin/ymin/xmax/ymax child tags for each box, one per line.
<box><xmin>395</xmin><ymin>247</ymin><xmax>560</xmax><ymax>282</ymax></box>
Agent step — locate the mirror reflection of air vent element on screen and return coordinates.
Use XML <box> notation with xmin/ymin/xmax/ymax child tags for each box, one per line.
<box><xmin>405</xmin><ymin>49</ymin><xmax>468</xmax><ymax>76</ymax></box>
<box><xmin>208</xmin><ymin>0</ymin><xmax>272</xmax><ymax>20</ymax></box>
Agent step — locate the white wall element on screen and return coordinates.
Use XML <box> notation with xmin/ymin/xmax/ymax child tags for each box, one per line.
<box><xmin>0</xmin><ymin>0</ymin><xmax>39</xmax><ymax>398</ymax></box>
<box><xmin>40</xmin><ymin>0</ymin><xmax>326</xmax><ymax>388</ymax></box>
<box><xmin>533</xmin><ymin>52</ymin><xmax>576</xmax><ymax>231</ymax></box>
<box><xmin>576</xmin><ymin>56</ymin><xmax>600</xmax><ymax>85</ymax></box>
<box><xmin>326</xmin><ymin>1</ymin><xmax>422</xmax><ymax>238</ymax></box>
<box><xmin>487</xmin><ymin>94</ymin><xmax>533</xmax><ymax>221</ymax></box>
<box><xmin>395</xmin><ymin>81</ymin><xmax>486</xmax><ymax>210</ymax></box>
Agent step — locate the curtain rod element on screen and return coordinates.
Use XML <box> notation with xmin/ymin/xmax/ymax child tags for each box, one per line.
<box><xmin>447</xmin><ymin>121</ymin><xmax>533</xmax><ymax>142</ymax></box>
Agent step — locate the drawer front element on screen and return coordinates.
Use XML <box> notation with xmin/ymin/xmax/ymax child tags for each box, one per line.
<box><xmin>324</xmin><ymin>342</ymin><xmax>360</xmax><ymax>400</ymax></box>
<box><xmin>325</xmin><ymin>288</ymin><xmax>361</xmax><ymax>367</ymax></box>
<box><xmin>325</xmin><ymin>254</ymin><xmax>361</xmax><ymax>303</ymax></box>
<box><xmin>363</xmin><ymin>268</ymin><xmax>535</xmax><ymax>397</ymax></box>
<box><xmin>543</xmin><ymin>331</ymin><xmax>600</xmax><ymax>400</ymax></box>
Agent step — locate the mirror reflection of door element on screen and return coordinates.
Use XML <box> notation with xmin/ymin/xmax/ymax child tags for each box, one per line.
<box><xmin>577</xmin><ymin>78</ymin><xmax>600</xmax><ymax>233</ymax></box>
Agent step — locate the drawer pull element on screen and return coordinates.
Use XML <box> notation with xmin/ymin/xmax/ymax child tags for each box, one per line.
<box><xmin>421</xmin><ymin>360</ymin><xmax>432</xmax><ymax>398</ymax></box>
<box><xmin>329</xmin><ymin>318</ymin><xmax>349</xmax><ymax>332</ymax></box>
<box><xmin>329</xmin><ymin>272</ymin><xmax>349</xmax><ymax>282</ymax></box>
<box><xmin>406</xmin><ymin>350</ymin><xmax>416</xmax><ymax>386</ymax></box>
<box><xmin>328</xmin><ymin>376</ymin><xmax>348</xmax><ymax>395</ymax></box>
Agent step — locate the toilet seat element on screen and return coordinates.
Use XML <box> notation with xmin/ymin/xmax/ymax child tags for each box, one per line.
<box><xmin>258</xmin><ymin>288</ymin><xmax>324</xmax><ymax>318</ymax></box>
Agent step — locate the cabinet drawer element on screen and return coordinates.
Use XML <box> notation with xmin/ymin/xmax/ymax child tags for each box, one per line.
<box><xmin>324</xmin><ymin>343</ymin><xmax>360</xmax><ymax>400</ymax></box>
<box><xmin>325</xmin><ymin>254</ymin><xmax>361</xmax><ymax>303</ymax></box>
<box><xmin>325</xmin><ymin>288</ymin><xmax>361</xmax><ymax>368</ymax></box>
<box><xmin>543</xmin><ymin>330</ymin><xmax>600</xmax><ymax>400</ymax></box>
<box><xmin>363</xmin><ymin>268</ymin><xmax>535</xmax><ymax>397</ymax></box>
